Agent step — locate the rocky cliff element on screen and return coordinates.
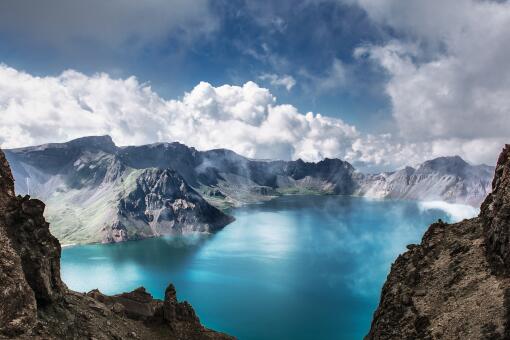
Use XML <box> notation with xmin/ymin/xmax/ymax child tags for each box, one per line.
<box><xmin>366</xmin><ymin>145</ymin><xmax>510</xmax><ymax>339</ymax></box>
<box><xmin>0</xmin><ymin>148</ymin><xmax>233</xmax><ymax>339</ymax></box>
<box><xmin>107</xmin><ymin>168</ymin><xmax>234</xmax><ymax>243</ymax></box>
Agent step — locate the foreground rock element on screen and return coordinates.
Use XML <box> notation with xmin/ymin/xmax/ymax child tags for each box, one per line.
<box><xmin>366</xmin><ymin>145</ymin><xmax>510</xmax><ymax>339</ymax></box>
<box><xmin>0</xmin><ymin>149</ymin><xmax>233</xmax><ymax>339</ymax></box>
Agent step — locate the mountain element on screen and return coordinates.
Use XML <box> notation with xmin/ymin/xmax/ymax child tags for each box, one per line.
<box><xmin>5</xmin><ymin>136</ymin><xmax>233</xmax><ymax>244</ymax></box>
<box><xmin>358</xmin><ymin>156</ymin><xmax>494</xmax><ymax>206</ymax></box>
<box><xmin>0</xmin><ymin>148</ymin><xmax>233</xmax><ymax>339</ymax></box>
<box><xmin>4</xmin><ymin>136</ymin><xmax>494</xmax><ymax>245</ymax></box>
<box><xmin>366</xmin><ymin>145</ymin><xmax>510</xmax><ymax>339</ymax></box>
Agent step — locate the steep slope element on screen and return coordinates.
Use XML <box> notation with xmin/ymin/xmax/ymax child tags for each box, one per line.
<box><xmin>5</xmin><ymin>136</ymin><xmax>233</xmax><ymax>244</ymax></box>
<box><xmin>0</xmin><ymin>148</ymin><xmax>233</xmax><ymax>339</ymax></box>
<box><xmin>366</xmin><ymin>145</ymin><xmax>510</xmax><ymax>339</ymax></box>
<box><xmin>359</xmin><ymin>156</ymin><xmax>493</xmax><ymax>206</ymax></box>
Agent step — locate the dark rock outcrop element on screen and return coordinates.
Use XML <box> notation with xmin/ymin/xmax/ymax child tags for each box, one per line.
<box><xmin>4</xmin><ymin>196</ymin><xmax>65</xmax><ymax>306</ymax></box>
<box><xmin>115</xmin><ymin>168</ymin><xmax>233</xmax><ymax>237</ymax></box>
<box><xmin>0</xmin><ymin>151</ymin><xmax>37</xmax><ymax>337</ymax></box>
<box><xmin>481</xmin><ymin>145</ymin><xmax>510</xmax><ymax>275</ymax></box>
<box><xmin>0</xmin><ymin>148</ymin><xmax>234</xmax><ymax>339</ymax></box>
<box><xmin>366</xmin><ymin>145</ymin><xmax>510</xmax><ymax>340</ymax></box>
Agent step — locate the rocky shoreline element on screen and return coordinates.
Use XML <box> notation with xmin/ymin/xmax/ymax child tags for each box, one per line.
<box><xmin>0</xmin><ymin>148</ymin><xmax>234</xmax><ymax>339</ymax></box>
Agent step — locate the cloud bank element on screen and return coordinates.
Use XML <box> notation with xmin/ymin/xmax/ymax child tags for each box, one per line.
<box><xmin>350</xmin><ymin>0</ymin><xmax>510</xmax><ymax>166</ymax></box>
<box><xmin>0</xmin><ymin>62</ymin><xmax>504</xmax><ymax>170</ymax></box>
<box><xmin>0</xmin><ymin>64</ymin><xmax>425</xmax><ymax>168</ymax></box>
<box><xmin>418</xmin><ymin>201</ymin><xmax>479</xmax><ymax>222</ymax></box>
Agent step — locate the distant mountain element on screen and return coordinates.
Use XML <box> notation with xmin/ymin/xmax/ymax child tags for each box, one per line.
<box><xmin>4</xmin><ymin>136</ymin><xmax>495</xmax><ymax>244</ymax></box>
<box><xmin>358</xmin><ymin>156</ymin><xmax>494</xmax><ymax>206</ymax></box>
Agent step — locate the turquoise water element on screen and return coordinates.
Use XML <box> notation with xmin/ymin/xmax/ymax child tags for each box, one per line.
<box><xmin>61</xmin><ymin>196</ymin><xmax>458</xmax><ymax>339</ymax></box>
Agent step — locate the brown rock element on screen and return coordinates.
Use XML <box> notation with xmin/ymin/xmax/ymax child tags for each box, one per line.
<box><xmin>0</xmin><ymin>149</ymin><xmax>37</xmax><ymax>337</ymax></box>
<box><xmin>481</xmin><ymin>144</ymin><xmax>510</xmax><ymax>274</ymax></box>
<box><xmin>366</xmin><ymin>145</ymin><xmax>510</xmax><ymax>340</ymax></box>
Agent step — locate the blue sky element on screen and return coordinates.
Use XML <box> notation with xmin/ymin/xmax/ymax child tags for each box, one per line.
<box><xmin>0</xmin><ymin>0</ymin><xmax>509</xmax><ymax>170</ymax></box>
<box><xmin>0</xmin><ymin>0</ymin><xmax>391</xmax><ymax>130</ymax></box>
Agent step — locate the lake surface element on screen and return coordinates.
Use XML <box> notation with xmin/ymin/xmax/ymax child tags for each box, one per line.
<box><xmin>61</xmin><ymin>196</ymin><xmax>472</xmax><ymax>339</ymax></box>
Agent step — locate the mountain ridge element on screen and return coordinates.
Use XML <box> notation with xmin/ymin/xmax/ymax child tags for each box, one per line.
<box><xmin>4</xmin><ymin>136</ymin><xmax>495</xmax><ymax>244</ymax></box>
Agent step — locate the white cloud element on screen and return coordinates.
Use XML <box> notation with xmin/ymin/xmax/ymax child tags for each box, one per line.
<box><xmin>259</xmin><ymin>73</ymin><xmax>296</xmax><ymax>91</ymax></box>
<box><xmin>0</xmin><ymin>64</ymin><xmax>360</xmax><ymax>163</ymax></box>
<box><xmin>351</xmin><ymin>0</ymin><xmax>510</xmax><ymax>166</ymax></box>
<box><xmin>0</xmin><ymin>63</ymin><xmax>503</xmax><ymax>170</ymax></box>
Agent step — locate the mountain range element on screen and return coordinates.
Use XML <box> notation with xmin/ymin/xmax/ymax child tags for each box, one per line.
<box><xmin>4</xmin><ymin>135</ymin><xmax>495</xmax><ymax>244</ymax></box>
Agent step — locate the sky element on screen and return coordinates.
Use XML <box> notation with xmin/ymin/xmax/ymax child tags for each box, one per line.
<box><xmin>0</xmin><ymin>0</ymin><xmax>509</xmax><ymax>171</ymax></box>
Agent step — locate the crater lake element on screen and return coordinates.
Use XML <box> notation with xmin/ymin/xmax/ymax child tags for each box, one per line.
<box><xmin>61</xmin><ymin>195</ymin><xmax>476</xmax><ymax>339</ymax></box>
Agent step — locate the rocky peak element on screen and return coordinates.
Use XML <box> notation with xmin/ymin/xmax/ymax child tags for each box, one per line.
<box><xmin>481</xmin><ymin>144</ymin><xmax>510</xmax><ymax>274</ymax></box>
<box><xmin>0</xmin><ymin>149</ymin><xmax>65</xmax><ymax>308</ymax></box>
<box><xmin>416</xmin><ymin>155</ymin><xmax>469</xmax><ymax>175</ymax></box>
<box><xmin>66</xmin><ymin>135</ymin><xmax>117</xmax><ymax>153</ymax></box>
<box><xmin>4</xmin><ymin>196</ymin><xmax>66</xmax><ymax>306</ymax></box>
<box><xmin>0</xmin><ymin>149</ymin><xmax>38</xmax><ymax>337</ymax></box>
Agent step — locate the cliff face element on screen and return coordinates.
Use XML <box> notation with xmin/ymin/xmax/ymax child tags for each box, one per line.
<box><xmin>0</xmin><ymin>149</ymin><xmax>233</xmax><ymax>339</ymax></box>
<box><xmin>0</xmin><ymin>150</ymin><xmax>37</xmax><ymax>337</ymax></box>
<box><xmin>366</xmin><ymin>145</ymin><xmax>510</xmax><ymax>340</ymax></box>
<box><xmin>106</xmin><ymin>168</ymin><xmax>234</xmax><ymax>243</ymax></box>
<box><xmin>481</xmin><ymin>146</ymin><xmax>510</xmax><ymax>275</ymax></box>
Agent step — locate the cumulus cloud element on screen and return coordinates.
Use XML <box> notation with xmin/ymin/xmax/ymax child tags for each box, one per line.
<box><xmin>0</xmin><ymin>63</ymin><xmax>503</xmax><ymax>169</ymax></box>
<box><xmin>259</xmin><ymin>73</ymin><xmax>296</xmax><ymax>91</ymax></box>
<box><xmin>350</xmin><ymin>0</ymin><xmax>510</xmax><ymax>166</ymax></box>
<box><xmin>0</xmin><ymin>64</ymin><xmax>353</xmax><ymax>162</ymax></box>
<box><xmin>1</xmin><ymin>63</ymin><xmax>447</xmax><ymax>170</ymax></box>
